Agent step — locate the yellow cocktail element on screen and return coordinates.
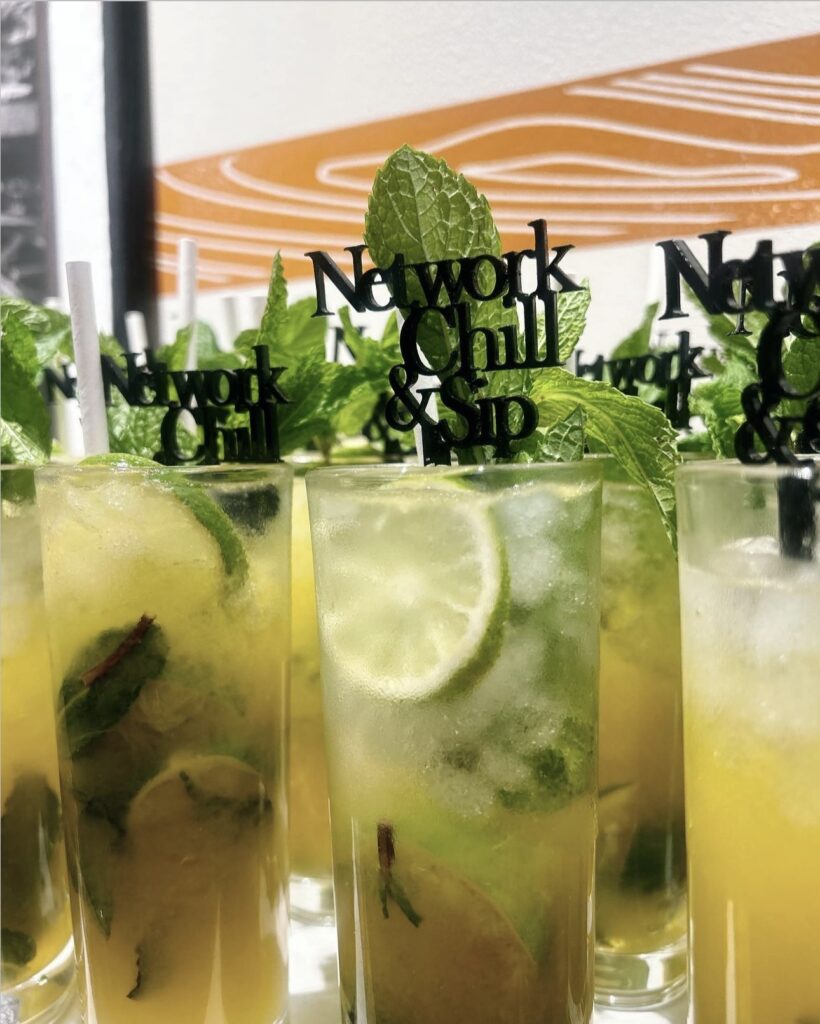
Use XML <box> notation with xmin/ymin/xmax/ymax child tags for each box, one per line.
<box><xmin>36</xmin><ymin>462</ymin><xmax>292</xmax><ymax>1024</ymax></box>
<box><xmin>308</xmin><ymin>462</ymin><xmax>602</xmax><ymax>1023</ymax></box>
<box><xmin>1</xmin><ymin>467</ymin><xmax>74</xmax><ymax>1021</ymax></box>
<box><xmin>678</xmin><ymin>461</ymin><xmax>820</xmax><ymax>1024</ymax></box>
<box><xmin>595</xmin><ymin>463</ymin><xmax>686</xmax><ymax>1005</ymax></box>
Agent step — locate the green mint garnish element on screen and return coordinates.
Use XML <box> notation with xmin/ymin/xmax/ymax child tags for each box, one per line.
<box><xmin>215</xmin><ymin>483</ymin><xmax>280</xmax><ymax>534</ymax></box>
<box><xmin>366</xmin><ymin>145</ymin><xmax>517</xmax><ymax>371</ymax></box>
<box><xmin>74</xmin><ymin>809</ymin><xmax>119</xmax><ymax>935</ymax></box>
<box><xmin>1</xmin><ymin>307</ymin><xmax>52</xmax><ymax>465</ymax></box>
<box><xmin>684</xmin><ymin>245</ymin><xmax>819</xmax><ymax>459</ymax></box>
<box><xmin>610</xmin><ymin>302</ymin><xmax>660</xmax><ymax>361</ymax></box>
<box><xmin>59</xmin><ymin>615</ymin><xmax>168</xmax><ymax>757</ymax></box>
<box><xmin>363</xmin><ymin>145</ymin><xmax>680</xmax><ymax>543</ymax></box>
<box><xmin>0</xmin><ymin>298</ymin><xmax>121</xmax><ymax>470</ymax></box>
<box><xmin>620</xmin><ymin>820</ymin><xmax>686</xmax><ymax>893</ymax></box>
<box><xmin>127</xmin><ymin>943</ymin><xmax>146</xmax><ymax>999</ymax></box>
<box><xmin>377</xmin><ymin>823</ymin><xmax>422</xmax><ymax>928</ymax></box>
<box><xmin>529</xmin><ymin>369</ymin><xmax>678</xmax><ymax>539</ymax></box>
<box><xmin>442</xmin><ymin>711</ymin><xmax>595</xmax><ymax>814</ymax></box>
<box><xmin>1</xmin><ymin>928</ymin><xmax>36</xmax><ymax>966</ymax></box>
<box><xmin>1</xmin><ymin>773</ymin><xmax>61</xmax><ymax>955</ymax></box>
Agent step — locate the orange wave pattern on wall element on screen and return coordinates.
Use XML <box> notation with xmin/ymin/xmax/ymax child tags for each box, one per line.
<box><xmin>155</xmin><ymin>33</ymin><xmax>820</xmax><ymax>294</ymax></box>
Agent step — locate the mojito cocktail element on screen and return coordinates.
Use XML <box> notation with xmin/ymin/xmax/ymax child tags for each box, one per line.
<box><xmin>36</xmin><ymin>462</ymin><xmax>292</xmax><ymax>1024</ymax></box>
<box><xmin>595</xmin><ymin>462</ymin><xmax>686</xmax><ymax>1004</ymax></box>
<box><xmin>1</xmin><ymin>467</ymin><xmax>74</xmax><ymax>1021</ymax></box>
<box><xmin>308</xmin><ymin>462</ymin><xmax>602</xmax><ymax>1024</ymax></box>
<box><xmin>289</xmin><ymin>472</ymin><xmax>334</xmax><ymax>914</ymax></box>
<box><xmin>678</xmin><ymin>461</ymin><xmax>820</xmax><ymax>1024</ymax></box>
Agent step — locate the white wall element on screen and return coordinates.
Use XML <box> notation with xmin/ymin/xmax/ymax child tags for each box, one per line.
<box><xmin>45</xmin><ymin>1</ymin><xmax>820</xmax><ymax>350</ymax></box>
<box><xmin>149</xmin><ymin>0</ymin><xmax>820</xmax><ymax>164</ymax></box>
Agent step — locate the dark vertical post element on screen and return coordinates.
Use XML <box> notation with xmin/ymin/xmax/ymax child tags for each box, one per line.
<box><xmin>102</xmin><ymin>1</ymin><xmax>157</xmax><ymax>347</ymax></box>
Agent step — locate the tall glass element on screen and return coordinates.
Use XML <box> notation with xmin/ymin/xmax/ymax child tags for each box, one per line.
<box><xmin>595</xmin><ymin>460</ymin><xmax>686</xmax><ymax>1006</ymax></box>
<box><xmin>289</xmin><ymin>470</ymin><xmax>334</xmax><ymax>918</ymax></box>
<box><xmin>308</xmin><ymin>462</ymin><xmax>602</xmax><ymax>1024</ymax></box>
<box><xmin>1</xmin><ymin>466</ymin><xmax>75</xmax><ymax>1023</ymax></box>
<box><xmin>677</xmin><ymin>460</ymin><xmax>820</xmax><ymax>1024</ymax></box>
<box><xmin>36</xmin><ymin>462</ymin><xmax>292</xmax><ymax>1024</ymax></box>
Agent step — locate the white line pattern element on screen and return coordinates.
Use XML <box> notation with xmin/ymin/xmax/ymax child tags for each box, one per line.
<box><xmin>156</xmin><ymin>58</ymin><xmax>820</xmax><ymax>285</ymax></box>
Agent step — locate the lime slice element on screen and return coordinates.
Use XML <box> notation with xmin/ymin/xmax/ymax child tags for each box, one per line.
<box><xmin>127</xmin><ymin>754</ymin><xmax>269</xmax><ymax>834</ymax></box>
<box><xmin>110</xmin><ymin>755</ymin><xmax>275</xmax><ymax>1002</ymax></box>
<box><xmin>82</xmin><ymin>454</ymin><xmax>248</xmax><ymax>588</ymax></box>
<box><xmin>316</xmin><ymin>487</ymin><xmax>507</xmax><ymax>700</ymax></box>
<box><xmin>596</xmin><ymin>781</ymin><xmax>638</xmax><ymax>880</ymax></box>
<box><xmin>345</xmin><ymin>841</ymin><xmax>548</xmax><ymax>1024</ymax></box>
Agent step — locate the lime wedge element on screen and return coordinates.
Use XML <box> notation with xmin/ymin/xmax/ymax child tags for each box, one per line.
<box><xmin>112</xmin><ymin>755</ymin><xmax>274</xmax><ymax>1000</ymax></box>
<box><xmin>127</xmin><ymin>754</ymin><xmax>269</xmax><ymax>833</ymax></box>
<box><xmin>315</xmin><ymin>487</ymin><xmax>507</xmax><ymax>700</ymax></box>
<box><xmin>82</xmin><ymin>454</ymin><xmax>248</xmax><ymax>588</ymax></box>
<box><xmin>349</xmin><ymin>841</ymin><xmax>548</xmax><ymax>1024</ymax></box>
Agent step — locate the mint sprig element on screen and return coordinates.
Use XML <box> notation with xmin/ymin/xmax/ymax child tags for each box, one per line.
<box><xmin>683</xmin><ymin>252</ymin><xmax>819</xmax><ymax>458</ymax></box>
<box><xmin>0</xmin><ymin>298</ymin><xmax>122</xmax><ymax>468</ymax></box>
<box><xmin>363</xmin><ymin>145</ymin><xmax>680</xmax><ymax>541</ymax></box>
<box><xmin>1</xmin><ymin>308</ymin><xmax>53</xmax><ymax>465</ymax></box>
<box><xmin>365</xmin><ymin>145</ymin><xmax>517</xmax><ymax>371</ymax></box>
<box><xmin>529</xmin><ymin>369</ymin><xmax>678</xmax><ymax>531</ymax></box>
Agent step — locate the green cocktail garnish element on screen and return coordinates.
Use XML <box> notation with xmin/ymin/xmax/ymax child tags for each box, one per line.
<box><xmin>59</xmin><ymin>614</ymin><xmax>168</xmax><ymax>758</ymax></box>
<box><xmin>0</xmin><ymin>773</ymin><xmax>61</xmax><ymax>966</ymax></box>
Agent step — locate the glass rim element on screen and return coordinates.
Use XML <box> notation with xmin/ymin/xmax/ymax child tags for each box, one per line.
<box><xmin>0</xmin><ymin>463</ymin><xmax>38</xmax><ymax>474</ymax></box>
<box><xmin>304</xmin><ymin>458</ymin><xmax>601</xmax><ymax>485</ymax></box>
<box><xmin>36</xmin><ymin>460</ymin><xmax>293</xmax><ymax>483</ymax></box>
<box><xmin>676</xmin><ymin>457</ymin><xmax>817</xmax><ymax>484</ymax></box>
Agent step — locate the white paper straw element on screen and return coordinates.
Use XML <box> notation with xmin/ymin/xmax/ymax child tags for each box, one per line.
<box><xmin>124</xmin><ymin>310</ymin><xmax>149</xmax><ymax>354</ymax></box>
<box><xmin>177</xmin><ymin>238</ymin><xmax>198</xmax><ymax>370</ymax></box>
<box><xmin>218</xmin><ymin>295</ymin><xmax>239</xmax><ymax>345</ymax></box>
<box><xmin>66</xmin><ymin>262</ymin><xmax>109</xmax><ymax>456</ymax></box>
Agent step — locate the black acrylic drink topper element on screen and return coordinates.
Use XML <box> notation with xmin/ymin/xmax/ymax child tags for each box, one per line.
<box><xmin>658</xmin><ymin>230</ymin><xmax>819</xmax><ymax>559</ymax></box>
<box><xmin>43</xmin><ymin>346</ymin><xmax>288</xmax><ymax>465</ymax></box>
<box><xmin>307</xmin><ymin>219</ymin><xmax>583</xmax><ymax>463</ymax></box>
<box><xmin>575</xmin><ymin>330</ymin><xmax>708</xmax><ymax>430</ymax></box>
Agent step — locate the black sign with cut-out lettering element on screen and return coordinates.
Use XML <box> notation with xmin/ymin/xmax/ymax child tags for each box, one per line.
<box><xmin>307</xmin><ymin>219</ymin><xmax>583</xmax><ymax>463</ymax></box>
<box><xmin>43</xmin><ymin>346</ymin><xmax>287</xmax><ymax>465</ymax></box>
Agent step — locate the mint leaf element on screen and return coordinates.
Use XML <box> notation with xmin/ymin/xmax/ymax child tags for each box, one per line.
<box><xmin>1</xmin><ymin>773</ymin><xmax>60</xmax><ymax>954</ymax></box>
<box><xmin>1</xmin><ymin>928</ymin><xmax>36</xmax><ymax>966</ymax></box>
<box><xmin>1</xmin><ymin>312</ymin><xmax>51</xmax><ymax>464</ymax></box>
<box><xmin>277</xmin><ymin>296</ymin><xmax>326</xmax><ymax>364</ymax></box>
<box><xmin>276</xmin><ymin>357</ymin><xmax>343</xmax><ymax>454</ymax></box>
<box><xmin>539</xmin><ymin>407</ymin><xmax>586</xmax><ymax>462</ymax></box>
<box><xmin>107</xmin><ymin>402</ymin><xmax>166</xmax><ymax>460</ymax></box>
<box><xmin>689</xmin><ymin>360</ymin><xmax>755</xmax><ymax>458</ymax></box>
<box><xmin>557</xmin><ymin>284</ymin><xmax>592</xmax><ymax>361</ymax></box>
<box><xmin>783</xmin><ymin>334</ymin><xmax>820</xmax><ymax>396</ymax></box>
<box><xmin>621</xmin><ymin>820</ymin><xmax>686</xmax><ymax>892</ymax></box>
<box><xmin>258</xmin><ymin>252</ymin><xmax>288</xmax><ymax>355</ymax></box>
<box><xmin>365</xmin><ymin>145</ymin><xmax>516</xmax><ymax>372</ymax></box>
<box><xmin>0</xmin><ymin>297</ymin><xmax>50</xmax><ymax>333</ymax></box>
<box><xmin>159</xmin><ymin>321</ymin><xmax>234</xmax><ymax>371</ymax></box>
<box><xmin>611</xmin><ymin>302</ymin><xmax>659</xmax><ymax>359</ymax></box>
<box><xmin>691</xmin><ymin>290</ymin><xmax>758</xmax><ymax>370</ymax></box>
<box><xmin>377</xmin><ymin>824</ymin><xmax>422</xmax><ymax>928</ymax></box>
<box><xmin>74</xmin><ymin>808</ymin><xmax>118</xmax><ymax>935</ymax></box>
<box><xmin>216</xmin><ymin>484</ymin><xmax>280</xmax><ymax>535</ymax></box>
<box><xmin>529</xmin><ymin>369</ymin><xmax>679</xmax><ymax>541</ymax></box>
<box><xmin>59</xmin><ymin>616</ymin><xmax>168</xmax><ymax>756</ymax></box>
